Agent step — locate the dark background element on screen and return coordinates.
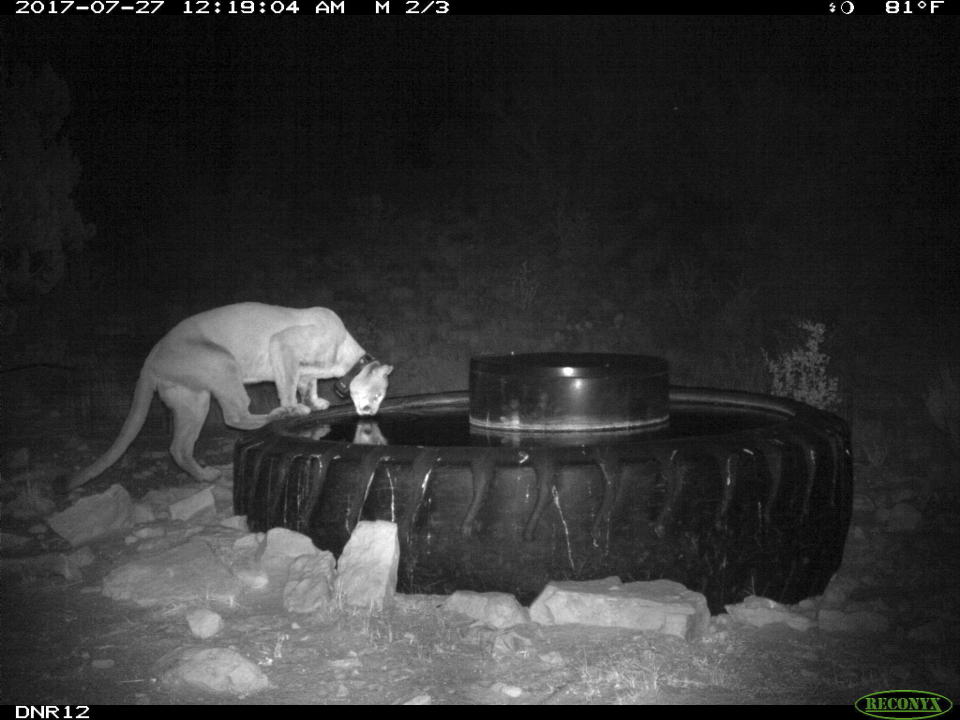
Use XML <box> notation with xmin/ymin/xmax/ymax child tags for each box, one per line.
<box><xmin>2</xmin><ymin>15</ymin><xmax>958</xmax><ymax>411</ymax></box>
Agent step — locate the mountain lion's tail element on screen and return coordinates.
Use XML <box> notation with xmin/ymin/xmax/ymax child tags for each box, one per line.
<box><xmin>68</xmin><ymin>369</ymin><xmax>158</xmax><ymax>489</ymax></box>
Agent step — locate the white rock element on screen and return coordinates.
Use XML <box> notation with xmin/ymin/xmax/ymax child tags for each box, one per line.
<box><xmin>725</xmin><ymin>596</ymin><xmax>814</xmax><ymax>632</ymax></box>
<box><xmin>283</xmin><ymin>552</ymin><xmax>336</xmax><ymax>614</ymax></box>
<box><xmin>443</xmin><ymin>591</ymin><xmax>529</xmax><ymax>629</ymax></box>
<box><xmin>169</xmin><ymin>487</ymin><xmax>216</xmax><ymax>522</ymax></box>
<box><xmin>530</xmin><ymin>577</ymin><xmax>710</xmax><ymax>641</ymax></box>
<box><xmin>234</xmin><ymin>533</ymin><xmax>263</xmax><ymax>551</ymax></box>
<box><xmin>161</xmin><ymin>647</ymin><xmax>269</xmax><ymax>697</ymax></box>
<box><xmin>235</xmin><ymin>569</ymin><xmax>269</xmax><ymax>590</ymax></box>
<box><xmin>219</xmin><ymin>515</ymin><xmax>248</xmax><ymax>531</ymax></box>
<box><xmin>133</xmin><ymin>526</ymin><xmax>166</xmax><ymax>540</ymax></box>
<box><xmin>102</xmin><ymin>538</ymin><xmax>242</xmax><ymax>608</ymax></box>
<box><xmin>132</xmin><ymin>503</ymin><xmax>156</xmax><ymax>525</ymax></box>
<box><xmin>258</xmin><ymin>528</ymin><xmax>319</xmax><ymax>572</ymax></box>
<box><xmin>47</xmin><ymin>484</ymin><xmax>134</xmax><ymax>546</ymax></box>
<box><xmin>492</xmin><ymin>682</ymin><xmax>523</xmax><ymax>698</ymax></box>
<box><xmin>186</xmin><ymin>608</ymin><xmax>224</xmax><ymax>639</ymax></box>
<box><xmin>335</xmin><ymin>521</ymin><xmax>399</xmax><ymax>610</ymax></box>
<box><xmin>71</xmin><ymin>546</ymin><xmax>96</xmax><ymax>567</ymax></box>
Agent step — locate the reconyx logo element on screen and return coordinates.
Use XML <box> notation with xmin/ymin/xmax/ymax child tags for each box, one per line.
<box><xmin>855</xmin><ymin>690</ymin><xmax>953</xmax><ymax>719</ymax></box>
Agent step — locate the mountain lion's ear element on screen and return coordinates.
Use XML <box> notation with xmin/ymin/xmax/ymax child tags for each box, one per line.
<box><xmin>381</xmin><ymin>363</ymin><xmax>394</xmax><ymax>376</ymax></box>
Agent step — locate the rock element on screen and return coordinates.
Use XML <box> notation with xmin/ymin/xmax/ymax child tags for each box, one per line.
<box><xmin>71</xmin><ymin>546</ymin><xmax>96</xmax><ymax>568</ymax></box>
<box><xmin>529</xmin><ymin>577</ymin><xmax>710</xmax><ymax>641</ymax></box>
<box><xmin>54</xmin><ymin>553</ymin><xmax>85</xmax><ymax>581</ymax></box>
<box><xmin>219</xmin><ymin>515</ymin><xmax>248</xmax><ymax>532</ymax></box>
<box><xmin>491</xmin><ymin>682</ymin><xmax>524</xmax><ymax>699</ymax></box>
<box><xmin>169</xmin><ymin>487</ymin><xmax>216</xmax><ymax>522</ymax></box>
<box><xmin>8</xmin><ymin>464</ymin><xmax>61</xmax><ymax>488</ymax></box>
<box><xmin>443</xmin><ymin>591</ymin><xmax>529</xmax><ymax>629</ymax></box>
<box><xmin>283</xmin><ymin>552</ymin><xmax>336</xmax><ymax>614</ymax></box>
<box><xmin>7</xmin><ymin>487</ymin><xmax>56</xmax><ymax>519</ymax></box>
<box><xmin>235</xmin><ymin>569</ymin><xmax>270</xmax><ymax>590</ymax></box>
<box><xmin>822</xmin><ymin>574</ymin><xmax>859</xmax><ymax>607</ymax></box>
<box><xmin>538</xmin><ymin>651</ymin><xmax>565</xmax><ymax>666</ymax></box>
<box><xmin>797</xmin><ymin>597</ymin><xmax>820</xmax><ymax>612</ymax></box>
<box><xmin>929</xmin><ymin>663</ymin><xmax>960</xmax><ymax>688</ymax></box>
<box><xmin>725</xmin><ymin>596</ymin><xmax>815</xmax><ymax>632</ymax></box>
<box><xmin>402</xmin><ymin>694</ymin><xmax>432</xmax><ymax>705</ymax></box>
<box><xmin>234</xmin><ymin>533</ymin><xmax>263</xmax><ymax>551</ymax></box>
<box><xmin>0</xmin><ymin>550</ymin><xmax>88</xmax><ymax>581</ymax></box>
<box><xmin>102</xmin><ymin>538</ymin><xmax>242</xmax><ymax>608</ymax></box>
<box><xmin>0</xmin><ymin>532</ymin><xmax>31</xmax><ymax>550</ymax></box>
<box><xmin>141</xmin><ymin>485</ymin><xmax>209</xmax><ymax>514</ymax></box>
<box><xmin>132</xmin><ymin>503</ymin><xmax>156</xmax><ymax>525</ymax></box>
<box><xmin>47</xmin><ymin>484</ymin><xmax>134</xmax><ymax>546</ymax></box>
<box><xmin>818</xmin><ymin>608</ymin><xmax>890</xmax><ymax>634</ymax></box>
<box><xmin>258</xmin><ymin>528</ymin><xmax>320</xmax><ymax>577</ymax></box>
<box><xmin>7</xmin><ymin>447</ymin><xmax>30</xmax><ymax>471</ymax></box>
<box><xmin>131</xmin><ymin>526</ymin><xmax>166</xmax><ymax>541</ymax></box>
<box><xmin>491</xmin><ymin>629</ymin><xmax>532</xmax><ymax>658</ymax></box>
<box><xmin>65</xmin><ymin>436</ymin><xmax>88</xmax><ymax>451</ymax></box>
<box><xmin>210</xmin><ymin>483</ymin><xmax>234</xmax><ymax>513</ymax></box>
<box><xmin>160</xmin><ymin>647</ymin><xmax>269</xmax><ymax>697</ymax></box>
<box><xmin>907</xmin><ymin>619</ymin><xmax>948</xmax><ymax>643</ymax></box>
<box><xmin>335</xmin><ymin>520</ymin><xmax>399</xmax><ymax>610</ymax></box>
<box><xmin>186</xmin><ymin>608</ymin><xmax>224</xmax><ymax>639</ymax></box>
<box><xmin>885</xmin><ymin>502</ymin><xmax>922</xmax><ymax>532</ymax></box>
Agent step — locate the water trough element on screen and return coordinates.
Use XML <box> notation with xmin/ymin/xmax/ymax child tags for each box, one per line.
<box><xmin>234</xmin><ymin>353</ymin><xmax>852</xmax><ymax>613</ymax></box>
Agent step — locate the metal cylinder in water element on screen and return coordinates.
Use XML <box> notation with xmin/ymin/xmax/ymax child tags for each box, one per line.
<box><xmin>468</xmin><ymin>353</ymin><xmax>669</xmax><ymax>432</ymax></box>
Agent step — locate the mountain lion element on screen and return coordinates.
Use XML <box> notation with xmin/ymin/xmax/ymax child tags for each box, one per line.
<box><xmin>68</xmin><ymin>302</ymin><xmax>392</xmax><ymax>489</ymax></box>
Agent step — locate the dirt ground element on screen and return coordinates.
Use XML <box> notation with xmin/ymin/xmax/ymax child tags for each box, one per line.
<box><xmin>2</xmin><ymin>416</ymin><xmax>959</xmax><ymax>706</ymax></box>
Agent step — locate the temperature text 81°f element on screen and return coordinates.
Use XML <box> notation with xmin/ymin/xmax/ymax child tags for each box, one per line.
<box><xmin>885</xmin><ymin>0</ymin><xmax>946</xmax><ymax>11</ymax></box>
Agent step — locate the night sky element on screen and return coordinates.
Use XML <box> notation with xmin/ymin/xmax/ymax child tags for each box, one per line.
<box><xmin>3</xmin><ymin>15</ymin><xmax>959</xmax><ymax>348</ymax></box>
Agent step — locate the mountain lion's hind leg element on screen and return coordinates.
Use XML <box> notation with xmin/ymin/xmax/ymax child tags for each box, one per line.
<box><xmin>206</xmin><ymin>366</ymin><xmax>279</xmax><ymax>429</ymax></box>
<box><xmin>158</xmin><ymin>384</ymin><xmax>221</xmax><ymax>482</ymax></box>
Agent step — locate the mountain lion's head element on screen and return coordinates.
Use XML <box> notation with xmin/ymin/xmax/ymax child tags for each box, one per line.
<box><xmin>349</xmin><ymin>361</ymin><xmax>393</xmax><ymax>416</ymax></box>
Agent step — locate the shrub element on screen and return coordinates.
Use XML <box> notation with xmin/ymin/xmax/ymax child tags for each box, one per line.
<box><xmin>924</xmin><ymin>364</ymin><xmax>959</xmax><ymax>456</ymax></box>
<box><xmin>764</xmin><ymin>320</ymin><xmax>841</xmax><ymax>411</ymax></box>
<box><xmin>0</xmin><ymin>63</ymin><xmax>93</xmax><ymax>334</ymax></box>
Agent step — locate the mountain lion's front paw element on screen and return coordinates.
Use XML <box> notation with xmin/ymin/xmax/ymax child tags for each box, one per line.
<box><xmin>197</xmin><ymin>466</ymin><xmax>222</xmax><ymax>482</ymax></box>
<box><xmin>270</xmin><ymin>403</ymin><xmax>312</xmax><ymax>419</ymax></box>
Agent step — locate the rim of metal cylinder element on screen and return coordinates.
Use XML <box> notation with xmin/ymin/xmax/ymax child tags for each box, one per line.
<box><xmin>470</xmin><ymin>352</ymin><xmax>668</xmax><ymax>379</ymax></box>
